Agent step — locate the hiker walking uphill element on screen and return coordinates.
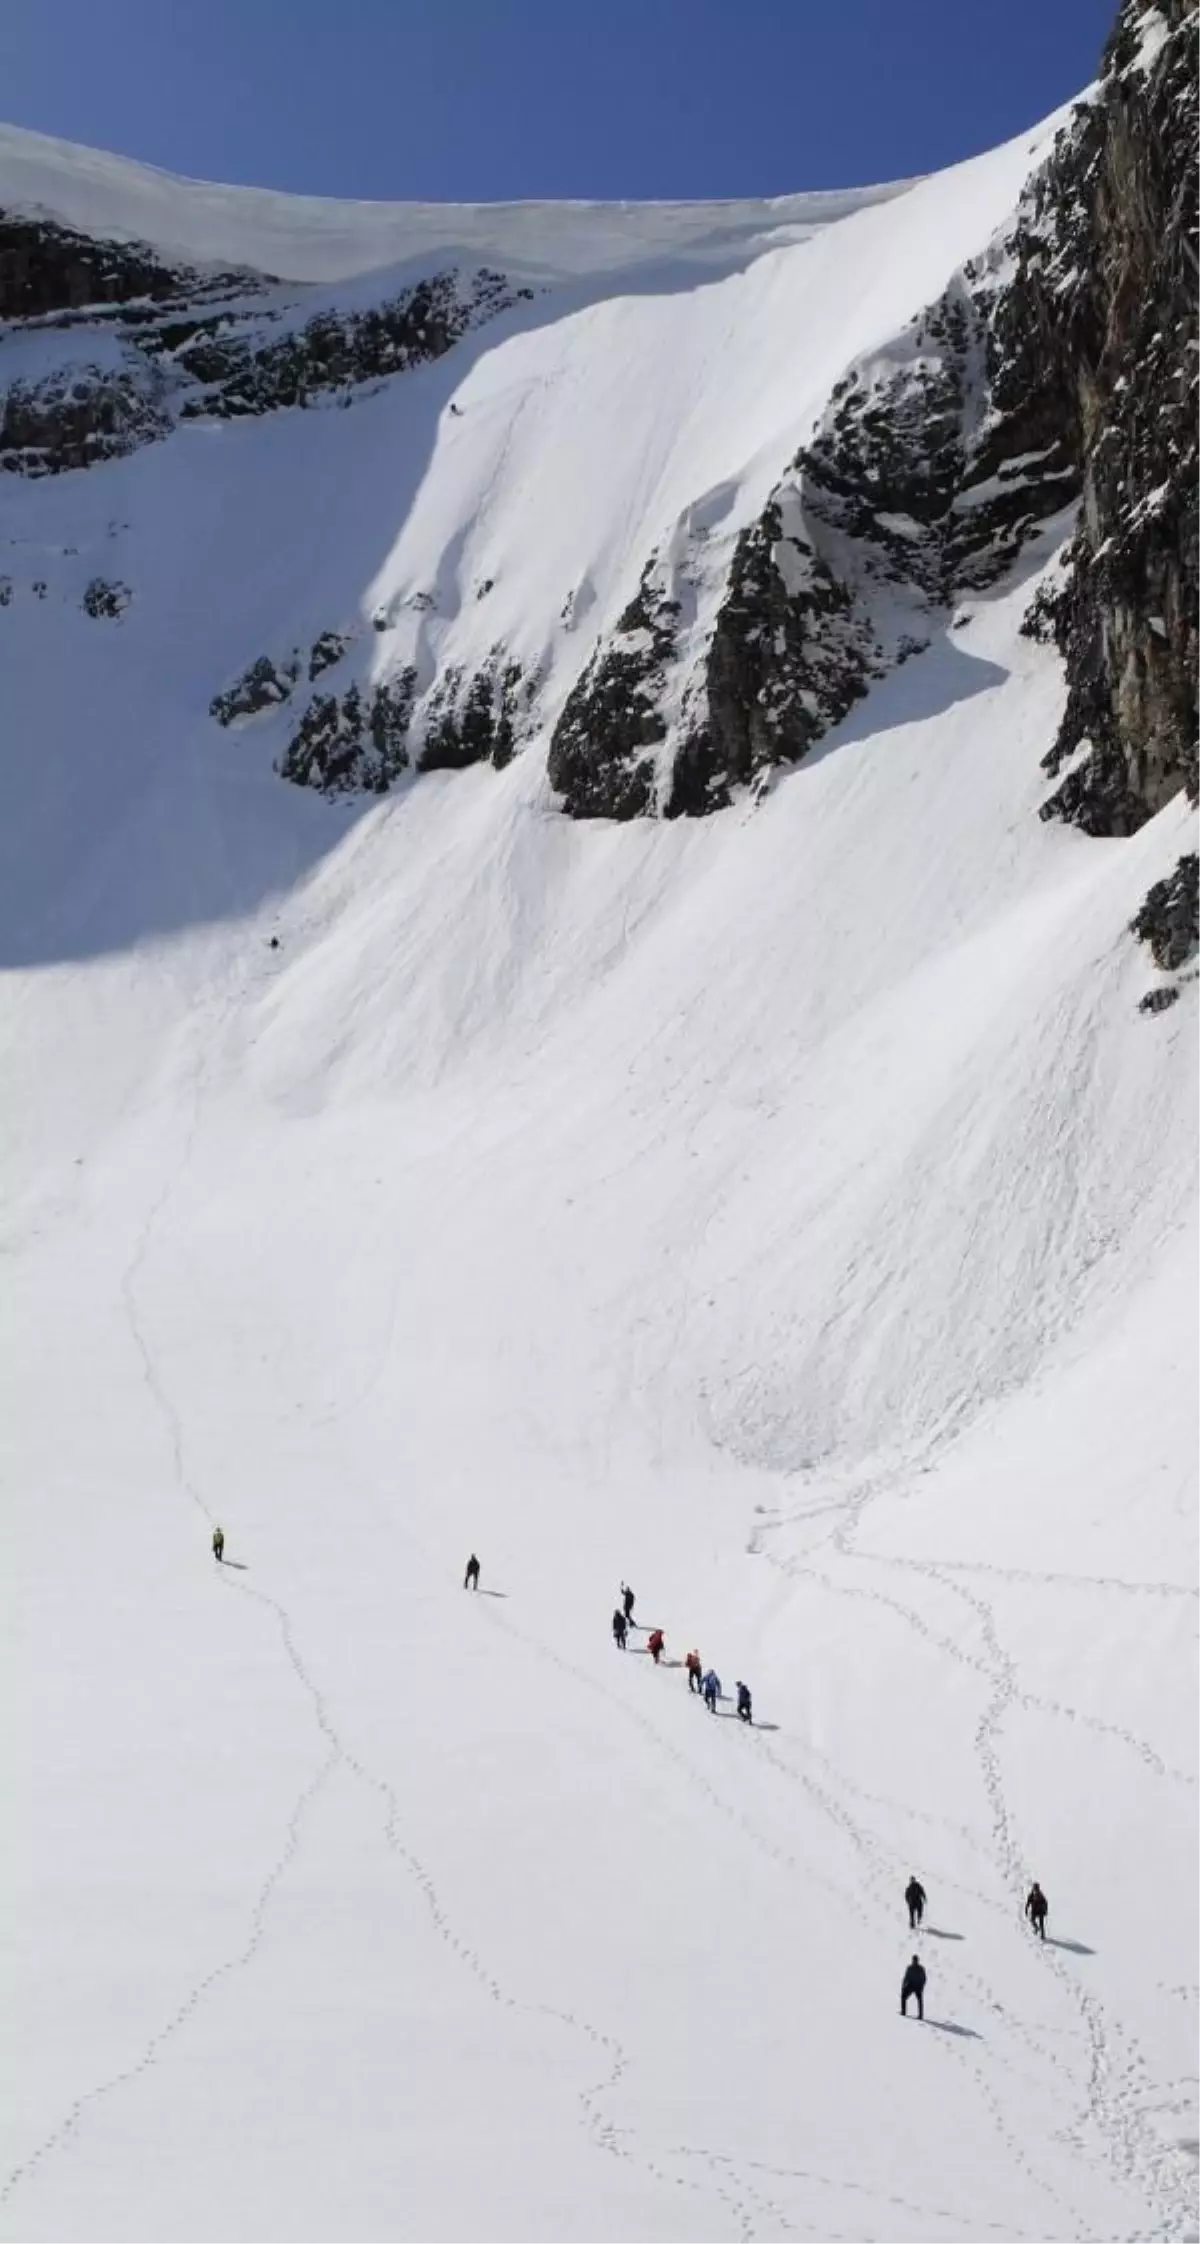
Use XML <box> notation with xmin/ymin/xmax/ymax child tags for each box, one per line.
<box><xmin>685</xmin><ymin>1649</ymin><xmax>702</xmax><ymax>1694</ymax></box>
<box><xmin>463</xmin><ymin>1553</ymin><xmax>481</xmax><ymax>1591</ymax></box>
<box><xmin>212</xmin><ymin>1526</ymin><xmax>224</xmax><ymax>1563</ymax></box>
<box><xmin>620</xmin><ymin>1582</ymin><xmax>636</xmax><ymax>1626</ymax></box>
<box><xmin>1025</xmin><ymin>1882</ymin><xmax>1049</xmax><ymax>1939</ymax></box>
<box><xmin>702</xmin><ymin>1669</ymin><xmax>721</xmax><ymax>1712</ymax></box>
<box><xmin>905</xmin><ymin>1877</ymin><xmax>927</xmax><ymax>1930</ymax></box>
<box><xmin>736</xmin><ymin>1681</ymin><xmax>753</xmax><ymax>1724</ymax></box>
<box><xmin>612</xmin><ymin>1607</ymin><xmax>628</xmax><ymax>1650</ymax></box>
<box><xmin>901</xmin><ymin>1955</ymin><xmax>926</xmax><ymax>2019</ymax></box>
<box><xmin>647</xmin><ymin>1628</ymin><xmax>665</xmax><ymax>1666</ymax></box>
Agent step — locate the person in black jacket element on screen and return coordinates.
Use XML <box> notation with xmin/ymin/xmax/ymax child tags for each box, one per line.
<box><xmin>612</xmin><ymin>1608</ymin><xmax>628</xmax><ymax>1649</ymax></box>
<box><xmin>900</xmin><ymin>1956</ymin><xmax>926</xmax><ymax>2019</ymax></box>
<box><xmin>905</xmin><ymin>1876</ymin><xmax>927</xmax><ymax>1929</ymax></box>
<box><xmin>463</xmin><ymin>1554</ymin><xmax>481</xmax><ymax>1590</ymax></box>
<box><xmin>1025</xmin><ymin>1882</ymin><xmax>1048</xmax><ymax>1938</ymax></box>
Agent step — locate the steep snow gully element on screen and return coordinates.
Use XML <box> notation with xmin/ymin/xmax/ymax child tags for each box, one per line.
<box><xmin>2</xmin><ymin>20</ymin><xmax>1197</xmax><ymax>2244</ymax></box>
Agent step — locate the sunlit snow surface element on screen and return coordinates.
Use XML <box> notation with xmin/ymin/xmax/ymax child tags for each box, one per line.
<box><xmin>0</xmin><ymin>102</ymin><xmax>1196</xmax><ymax>2244</ymax></box>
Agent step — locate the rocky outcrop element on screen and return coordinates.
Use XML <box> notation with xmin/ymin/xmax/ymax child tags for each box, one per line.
<box><xmin>211</xmin><ymin>652</ymin><xmax>303</xmax><ymax>726</ymax></box>
<box><xmin>210</xmin><ymin>628</ymin><xmax>414</xmax><ymax>794</ymax></box>
<box><xmin>669</xmin><ymin>496</ymin><xmax>880</xmax><ymax>815</ymax></box>
<box><xmin>0</xmin><ymin>204</ymin><xmax>532</xmax><ymax>475</ymax></box>
<box><xmin>278</xmin><ymin>674</ymin><xmax>417</xmax><ymax>796</ymax></box>
<box><xmin>308</xmin><ymin>629</ymin><xmax>350</xmax><ymax>681</ymax></box>
<box><xmin>0</xmin><ymin>210</ymin><xmax>245</xmax><ymax>321</ymax></box>
<box><xmin>547</xmin><ymin>231</ymin><xmax>1088</xmax><ymax>821</ymax></box>
<box><xmin>210</xmin><ymin>634</ymin><xmax>354</xmax><ymax>726</ymax></box>
<box><xmin>548</xmin><ymin>561</ymin><xmax>679</xmax><ymax>817</ymax></box>
<box><xmin>419</xmin><ymin>653</ymin><xmax>528</xmax><ymax>773</ymax></box>
<box><xmin>544</xmin><ymin>3</ymin><xmax>1195</xmax><ymax>830</ymax></box>
<box><xmin>1130</xmin><ymin>852</ymin><xmax>1199</xmax><ymax>971</ymax></box>
<box><xmin>790</xmin><ymin>278</ymin><xmax>1075</xmax><ymax>605</ymax></box>
<box><xmin>1028</xmin><ymin>1</ymin><xmax>1198</xmax><ymax>834</ymax></box>
<box><xmin>0</xmin><ymin>349</ymin><xmax>171</xmax><ymax>476</ymax></box>
<box><xmin>175</xmin><ymin>269</ymin><xmax>530</xmax><ymax>421</ymax></box>
<box><xmin>82</xmin><ymin>576</ymin><xmax>131</xmax><ymax>619</ymax></box>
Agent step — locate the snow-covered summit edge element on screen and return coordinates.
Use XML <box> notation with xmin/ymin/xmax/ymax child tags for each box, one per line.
<box><xmin>0</xmin><ymin>1</ymin><xmax>1194</xmax><ymax>975</ymax></box>
<box><xmin>0</xmin><ymin>116</ymin><xmax>914</xmax><ymax>286</ymax></box>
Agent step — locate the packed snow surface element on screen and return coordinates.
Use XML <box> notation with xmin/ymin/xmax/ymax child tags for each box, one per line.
<box><xmin>1</xmin><ymin>104</ymin><xmax>1196</xmax><ymax>2244</ymax></box>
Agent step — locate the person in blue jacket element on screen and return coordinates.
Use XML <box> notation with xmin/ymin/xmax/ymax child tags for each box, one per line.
<box><xmin>702</xmin><ymin>1669</ymin><xmax>721</xmax><ymax>1712</ymax></box>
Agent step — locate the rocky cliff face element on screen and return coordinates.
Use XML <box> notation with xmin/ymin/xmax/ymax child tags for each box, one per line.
<box><xmin>548</xmin><ymin>1</ymin><xmax>1195</xmax><ymax>842</ymax></box>
<box><xmin>547</xmin><ymin>243</ymin><xmax>1086</xmax><ymax>820</ymax></box>
<box><xmin>1026</xmin><ymin>0</ymin><xmax>1197</xmax><ymax>837</ymax></box>
<box><xmin>3</xmin><ymin>2</ymin><xmax>1193</xmax><ymax>918</ymax></box>
<box><xmin>0</xmin><ymin>208</ymin><xmax>531</xmax><ymax>474</ymax></box>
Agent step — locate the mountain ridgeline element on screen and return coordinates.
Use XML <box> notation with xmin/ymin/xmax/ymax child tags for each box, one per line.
<box><xmin>549</xmin><ymin>0</ymin><xmax>1197</xmax><ymax>840</ymax></box>
<box><xmin>0</xmin><ymin>1</ymin><xmax>1194</xmax><ymax>954</ymax></box>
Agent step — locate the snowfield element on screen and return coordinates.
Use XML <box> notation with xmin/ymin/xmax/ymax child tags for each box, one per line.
<box><xmin>1</xmin><ymin>99</ymin><xmax>1197</xmax><ymax>2244</ymax></box>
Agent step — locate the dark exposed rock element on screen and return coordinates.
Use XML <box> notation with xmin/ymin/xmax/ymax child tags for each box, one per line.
<box><xmin>0</xmin><ymin>213</ymin><xmax>531</xmax><ymax>477</ymax></box>
<box><xmin>1139</xmin><ymin>982</ymin><xmax>1181</xmax><ymax>1013</ymax></box>
<box><xmin>0</xmin><ymin>210</ymin><xmax>241</xmax><ymax>320</ymax></box>
<box><xmin>175</xmin><ymin>268</ymin><xmax>532</xmax><ymax>422</ymax></box>
<box><xmin>210</xmin><ymin>632</ymin><xmax>351</xmax><ymax>722</ymax></box>
<box><xmin>0</xmin><ymin>352</ymin><xmax>171</xmax><ymax>475</ymax></box>
<box><xmin>82</xmin><ymin>576</ymin><xmax>131</xmax><ymax>619</ymax></box>
<box><xmin>279</xmin><ymin>672</ymin><xmax>416</xmax><ymax>795</ymax></box>
<box><xmin>210</xmin><ymin>653</ymin><xmax>301</xmax><ymax>726</ymax></box>
<box><xmin>669</xmin><ymin>497</ymin><xmax>879</xmax><ymax>816</ymax></box>
<box><xmin>1130</xmin><ymin>852</ymin><xmax>1199</xmax><ymax>971</ymax></box>
<box><xmin>550</xmin><ymin>230</ymin><xmax>1086</xmax><ymax>822</ymax></box>
<box><xmin>541</xmin><ymin>5</ymin><xmax>1194</xmax><ymax>832</ymax></box>
<box><xmin>419</xmin><ymin>654</ymin><xmax>526</xmax><ymax>774</ymax></box>
<box><xmin>308</xmin><ymin>629</ymin><xmax>350</xmax><ymax>681</ymax></box>
<box><xmin>1030</xmin><ymin>1</ymin><xmax>1198</xmax><ymax>834</ymax></box>
<box><xmin>1020</xmin><ymin>575</ymin><xmax>1069</xmax><ymax>644</ymax></box>
<box><xmin>548</xmin><ymin>560</ymin><xmax>678</xmax><ymax>817</ymax></box>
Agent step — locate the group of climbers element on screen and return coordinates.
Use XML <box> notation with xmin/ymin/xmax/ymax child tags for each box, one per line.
<box><xmin>901</xmin><ymin>1876</ymin><xmax>1050</xmax><ymax>2018</ymax></box>
<box><xmin>611</xmin><ymin>1584</ymin><xmax>753</xmax><ymax>1723</ymax></box>
<box><xmin>215</xmin><ymin>1528</ymin><xmax>1059</xmax><ymax>2025</ymax></box>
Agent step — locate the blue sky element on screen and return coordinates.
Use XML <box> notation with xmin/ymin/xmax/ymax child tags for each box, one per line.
<box><xmin>2</xmin><ymin>0</ymin><xmax>1118</xmax><ymax>201</ymax></box>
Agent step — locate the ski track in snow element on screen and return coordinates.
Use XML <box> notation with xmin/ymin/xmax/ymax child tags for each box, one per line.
<box><xmin>751</xmin><ymin>1480</ymin><xmax>1199</xmax><ymax>2241</ymax></box>
<box><xmin>5</xmin><ymin>946</ymin><xmax>1193</xmax><ymax>2244</ymax></box>
<box><xmin>3</xmin><ymin>1090</ymin><xmax>749</xmax><ymax>2243</ymax></box>
<box><xmin>3</xmin><ymin>96</ymin><xmax>1197</xmax><ymax>2244</ymax></box>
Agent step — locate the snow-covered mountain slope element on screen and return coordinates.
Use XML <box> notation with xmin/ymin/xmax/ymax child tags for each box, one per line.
<box><xmin>0</xmin><ymin>117</ymin><xmax>914</xmax><ymax>284</ymax></box>
<box><xmin>1</xmin><ymin>7</ymin><xmax>1197</xmax><ymax>2241</ymax></box>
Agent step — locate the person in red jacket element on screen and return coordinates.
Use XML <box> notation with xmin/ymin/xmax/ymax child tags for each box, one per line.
<box><xmin>685</xmin><ymin>1649</ymin><xmax>702</xmax><ymax>1693</ymax></box>
<box><xmin>647</xmin><ymin>1628</ymin><xmax>665</xmax><ymax>1665</ymax></box>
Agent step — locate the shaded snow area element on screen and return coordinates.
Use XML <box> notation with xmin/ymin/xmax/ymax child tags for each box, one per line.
<box><xmin>1</xmin><ymin>101</ymin><xmax>1197</xmax><ymax>2244</ymax></box>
